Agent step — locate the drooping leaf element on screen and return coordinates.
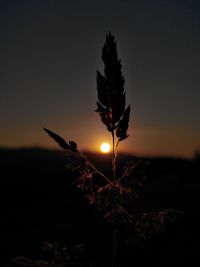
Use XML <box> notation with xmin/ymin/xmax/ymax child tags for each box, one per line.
<box><xmin>116</xmin><ymin>105</ymin><xmax>130</xmax><ymax>141</ymax></box>
<box><xmin>44</xmin><ymin>128</ymin><xmax>94</xmax><ymax>177</ymax></box>
<box><xmin>43</xmin><ymin>128</ymin><xmax>79</xmax><ymax>152</ymax></box>
<box><xmin>43</xmin><ymin>128</ymin><xmax>71</xmax><ymax>150</ymax></box>
<box><xmin>69</xmin><ymin>141</ymin><xmax>78</xmax><ymax>151</ymax></box>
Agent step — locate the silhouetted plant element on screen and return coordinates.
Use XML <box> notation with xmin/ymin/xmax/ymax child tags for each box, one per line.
<box><xmin>3</xmin><ymin>242</ymin><xmax>103</xmax><ymax>267</ymax></box>
<box><xmin>43</xmin><ymin>33</ymin><xmax>183</xmax><ymax>267</ymax></box>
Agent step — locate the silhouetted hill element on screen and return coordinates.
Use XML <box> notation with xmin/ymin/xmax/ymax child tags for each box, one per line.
<box><xmin>0</xmin><ymin>148</ymin><xmax>200</xmax><ymax>266</ymax></box>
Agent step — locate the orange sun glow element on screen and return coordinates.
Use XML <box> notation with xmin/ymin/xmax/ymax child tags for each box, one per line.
<box><xmin>100</xmin><ymin>142</ymin><xmax>111</xmax><ymax>153</ymax></box>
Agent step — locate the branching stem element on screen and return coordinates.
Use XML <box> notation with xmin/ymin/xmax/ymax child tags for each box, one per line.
<box><xmin>95</xmin><ymin>169</ymin><xmax>112</xmax><ymax>185</ymax></box>
<box><xmin>89</xmin><ymin>162</ymin><xmax>112</xmax><ymax>185</ymax></box>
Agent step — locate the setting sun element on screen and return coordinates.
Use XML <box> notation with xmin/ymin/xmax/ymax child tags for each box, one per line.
<box><xmin>100</xmin><ymin>142</ymin><xmax>111</xmax><ymax>153</ymax></box>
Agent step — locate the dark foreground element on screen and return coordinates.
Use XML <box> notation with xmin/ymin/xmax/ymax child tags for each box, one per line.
<box><xmin>0</xmin><ymin>148</ymin><xmax>200</xmax><ymax>266</ymax></box>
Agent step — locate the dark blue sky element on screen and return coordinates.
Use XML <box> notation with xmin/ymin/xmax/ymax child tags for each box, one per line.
<box><xmin>1</xmin><ymin>0</ymin><xmax>200</xmax><ymax>158</ymax></box>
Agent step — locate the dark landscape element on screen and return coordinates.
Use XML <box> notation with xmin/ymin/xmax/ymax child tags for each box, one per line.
<box><xmin>1</xmin><ymin>2</ymin><xmax>200</xmax><ymax>266</ymax></box>
<box><xmin>1</xmin><ymin>148</ymin><xmax>200</xmax><ymax>266</ymax></box>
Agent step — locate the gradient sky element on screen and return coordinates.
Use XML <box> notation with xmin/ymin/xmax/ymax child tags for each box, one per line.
<box><xmin>1</xmin><ymin>0</ymin><xmax>200</xmax><ymax>158</ymax></box>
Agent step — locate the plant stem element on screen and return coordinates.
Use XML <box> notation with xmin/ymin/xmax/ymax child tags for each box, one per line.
<box><xmin>112</xmin><ymin>227</ymin><xmax>118</xmax><ymax>267</ymax></box>
<box><xmin>94</xmin><ymin>169</ymin><xmax>112</xmax><ymax>185</ymax></box>
<box><xmin>112</xmin><ymin>130</ymin><xmax>117</xmax><ymax>267</ymax></box>
<box><xmin>89</xmin><ymin>162</ymin><xmax>112</xmax><ymax>184</ymax></box>
<box><xmin>112</xmin><ymin>131</ymin><xmax>116</xmax><ymax>182</ymax></box>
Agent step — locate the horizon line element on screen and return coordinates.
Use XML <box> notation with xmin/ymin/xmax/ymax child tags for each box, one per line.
<box><xmin>0</xmin><ymin>145</ymin><xmax>197</xmax><ymax>161</ymax></box>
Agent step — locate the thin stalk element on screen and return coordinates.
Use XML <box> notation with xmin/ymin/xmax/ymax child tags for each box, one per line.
<box><xmin>112</xmin><ymin>227</ymin><xmax>118</xmax><ymax>267</ymax></box>
<box><xmin>112</xmin><ymin>131</ymin><xmax>116</xmax><ymax>182</ymax></box>
<box><xmin>95</xmin><ymin>169</ymin><xmax>112</xmax><ymax>185</ymax></box>
<box><xmin>112</xmin><ymin>130</ymin><xmax>117</xmax><ymax>267</ymax></box>
<box><xmin>89</xmin><ymin>162</ymin><xmax>112</xmax><ymax>184</ymax></box>
<box><xmin>115</xmin><ymin>139</ymin><xmax>119</xmax><ymax>157</ymax></box>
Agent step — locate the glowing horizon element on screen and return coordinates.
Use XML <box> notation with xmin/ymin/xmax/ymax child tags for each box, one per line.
<box><xmin>1</xmin><ymin>1</ymin><xmax>199</xmax><ymax>161</ymax></box>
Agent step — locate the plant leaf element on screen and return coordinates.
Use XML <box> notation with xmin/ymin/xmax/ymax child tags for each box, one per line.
<box><xmin>43</xmin><ymin>128</ymin><xmax>71</xmax><ymax>150</ymax></box>
<box><xmin>69</xmin><ymin>141</ymin><xmax>78</xmax><ymax>151</ymax></box>
<box><xmin>116</xmin><ymin>105</ymin><xmax>130</xmax><ymax>141</ymax></box>
<box><xmin>96</xmin><ymin>71</ymin><xmax>109</xmax><ymax>108</ymax></box>
<box><xmin>96</xmin><ymin>101</ymin><xmax>113</xmax><ymax>132</ymax></box>
<box><xmin>96</xmin><ymin>32</ymin><xmax>127</xmax><ymax>128</ymax></box>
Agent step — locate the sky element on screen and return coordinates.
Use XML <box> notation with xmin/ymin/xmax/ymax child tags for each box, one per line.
<box><xmin>0</xmin><ymin>0</ymin><xmax>200</xmax><ymax>158</ymax></box>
